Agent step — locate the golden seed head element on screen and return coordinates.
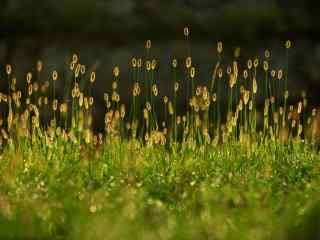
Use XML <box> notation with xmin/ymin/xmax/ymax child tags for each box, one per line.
<box><xmin>289</xmin><ymin>105</ymin><xmax>294</xmax><ymax>112</ymax></box>
<box><xmin>253</xmin><ymin>58</ymin><xmax>259</xmax><ymax>68</ymax></box>
<box><xmin>182</xmin><ymin>115</ymin><xmax>186</xmax><ymax>122</ymax></box>
<box><xmin>263</xmin><ymin>61</ymin><xmax>269</xmax><ymax>71</ymax></box>
<box><xmin>146</xmin><ymin>101</ymin><xmax>152</xmax><ymax>111</ymax></box>
<box><xmin>137</xmin><ymin>58</ymin><xmax>142</xmax><ymax>68</ymax></box>
<box><xmin>53</xmin><ymin>99</ymin><xmax>58</xmax><ymax>111</ymax></box>
<box><xmin>27</xmin><ymin>72</ymin><xmax>32</xmax><ymax>84</ymax></box>
<box><xmin>247</xmin><ymin>59</ymin><xmax>253</xmax><ymax>69</ymax></box>
<box><xmin>277</xmin><ymin>69</ymin><xmax>283</xmax><ymax>80</ymax></box>
<box><xmin>217</xmin><ymin>68</ymin><xmax>222</xmax><ymax>78</ymax></box>
<box><xmin>172</xmin><ymin>58</ymin><xmax>178</xmax><ymax>68</ymax></box>
<box><xmin>284</xmin><ymin>90</ymin><xmax>289</xmax><ymax>99</ymax></box>
<box><xmin>70</xmin><ymin>62</ymin><xmax>75</xmax><ymax>71</ymax></box>
<box><xmin>28</xmin><ymin>84</ymin><xmax>33</xmax><ymax>95</ymax></box>
<box><xmin>12</xmin><ymin>77</ymin><xmax>17</xmax><ymax>86</ymax></box>
<box><xmin>298</xmin><ymin>124</ymin><xmax>303</xmax><ymax>136</ymax></box>
<box><xmin>264</xmin><ymin>50</ymin><xmax>270</xmax><ymax>59</ymax></box>
<box><xmin>226</xmin><ymin>66</ymin><xmax>232</xmax><ymax>75</ymax></box>
<box><xmin>37</xmin><ymin>60</ymin><xmax>43</xmax><ymax>72</ymax></box>
<box><xmin>114</xmin><ymin>93</ymin><xmax>120</xmax><ymax>102</ymax></box>
<box><xmin>233</xmin><ymin>61</ymin><xmax>238</xmax><ymax>75</ymax></box>
<box><xmin>196</xmin><ymin>86</ymin><xmax>202</xmax><ymax>96</ymax></box>
<box><xmin>243</xmin><ymin>70</ymin><xmax>248</xmax><ymax>79</ymax></box>
<box><xmin>229</xmin><ymin>74</ymin><xmax>236</xmax><ymax>89</ymax></box>
<box><xmin>89</xmin><ymin>97</ymin><xmax>94</xmax><ymax>106</ymax></box>
<box><xmin>279</xmin><ymin>107</ymin><xmax>284</xmax><ymax>115</ymax></box>
<box><xmin>146</xmin><ymin>60</ymin><xmax>151</xmax><ymax>71</ymax></box>
<box><xmin>133</xmin><ymin>82</ymin><xmax>141</xmax><ymax>96</ymax></box>
<box><xmin>163</xmin><ymin>96</ymin><xmax>168</xmax><ymax>104</ymax></box>
<box><xmin>183</xmin><ymin>27</ymin><xmax>190</xmax><ymax>37</ymax></box>
<box><xmin>132</xmin><ymin>57</ymin><xmax>137</xmax><ymax>68</ymax></box>
<box><xmin>104</xmin><ymin>93</ymin><xmax>109</xmax><ymax>102</ymax></box>
<box><xmin>252</xmin><ymin>77</ymin><xmax>258</xmax><ymax>94</ymax></box>
<box><xmin>72</xmin><ymin>54</ymin><xmax>79</xmax><ymax>63</ymax></box>
<box><xmin>145</xmin><ymin>40</ymin><xmax>152</xmax><ymax>49</ymax></box>
<box><xmin>217</xmin><ymin>41</ymin><xmax>223</xmax><ymax>54</ymax></box>
<box><xmin>239</xmin><ymin>99</ymin><xmax>243</xmax><ymax>111</ymax></box>
<box><xmin>5</xmin><ymin>64</ymin><xmax>12</xmax><ymax>75</ymax></box>
<box><xmin>112</xmin><ymin>81</ymin><xmax>118</xmax><ymax>90</ymax></box>
<box><xmin>271</xmin><ymin>70</ymin><xmax>276</xmax><ymax>78</ymax></box>
<box><xmin>174</xmin><ymin>82</ymin><xmax>179</xmax><ymax>92</ymax></box>
<box><xmin>75</xmin><ymin>64</ymin><xmax>81</xmax><ymax>77</ymax></box>
<box><xmin>17</xmin><ymin>91</ymin><xmax>22</xmax><ymax>99</ymax></box>
<box><xmin>33</xmin><ymin>82</ymin><xmax>39</xmax><ymax>92</ymax></box>
<box><xmin>152</xmin><ymin>84</ymin><xmax>158</xmax><ymax>96</ymax></box>
<box><xmin>298</xmin><ymin>101</ymin><xmax>302</xmax><ymax>114</ymax></box>
<box><xmin>249</xmin><ymin>100</ymin><xmax>253</xmax><ymax>111</ymax></box>
<box><xmin>270</xmin><ymin>96</ymin><xmax>275</xmax><ymax>104</ymax></box>
<box><xmin>285</xmin><ymin>40</ymin><xmax>291</xmax><ymax>49</ymax></box>
<box><xmin>144</xmin><ymin>133</ymin><xmax>149</xmax><ymax>141</ymax></box>
<box><xmin>60</xmin><ymin>103</ymin><xmax>68</xmax><ymax>113</ymax></box>
<box><xmin>151</xmin><ymin>59</ymin><xmax>157</xmax><ymax>70</ymax></box>
<box><xmin>212</xmin><ymin>93</ymin><xmax>217</xmax><ymax>102</ymax></box>
<box><xmin>52</xmin><ymin>70</ymin><xmax>58</xmax><ymax>81</ymax></box>
<box><xmin>190</xmin><ymin>67</ymin><xmax>195</xmax><ymax>78</ymax></box>
<box><xmin>243</xmin><ymin>90</ymin><xmax>250</xmax><ymax>105</ymax></box>
<box><xmin>113</xmin><ymin>66</ymin><xmax>120</xmax><ymax>77</ymax></box>
<box><xmin>177</xmin><ymin>116</ymin><xmax>181</xmax><ymax>125</ymax></box>
<box><xmin>84</xmin><ymin>97</ymin><xmax>89</xmax><ymax>109</ymax></box>
<box><xmin>185</xmin><ymin>57</ymin><xmax>192</xmax><ymax>68</ymax></box>
<box><xmin>90</xmin><ymin>71</ymin><xmax>96</xmax><ymax>83</ymax></box>
<box><xmin>80</xmin><ymin>65</ymin><xmax>86</xmax><ymax>75</ymax></box>
<box><xmin>71</xmin><ymin>89</ymin><xmax>76</xmax><ymax>98</ymax></box>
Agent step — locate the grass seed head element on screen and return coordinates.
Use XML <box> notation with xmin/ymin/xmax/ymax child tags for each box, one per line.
<box><xmin>132</xmin><ymin>57</ymin><xmax>137</xmax><ymax>68</ymax></box>
<box><xmin>172</xmin><ymin>59</ymin><xmax>178</xmax><ymax>68</ymax></box>
<box><xmin>277</xmin><ymin>70</ymin><xmax>283</xmax><ymax>80</ymax></box>
<box><xmin>90</xmin><ymin>71</ymin><xmax>96</xmax><ymax>83</ymax></box>
<box><xmin>185</xmin><ymin>57</ymin><xmax>192</xmax><ymax>68</ymax></box>
<box><xmin>183</xmin><ymin>27</ymin><xmax>189</xmax><ymax>37</ymax></box>
<box><xmin>264</xmin><ymin>50</ymin><xmax>270</xmax><ymax>58</ymax></box>
<box><xmin>190</xmin><ymin>67</ymin><xmax>195</xmax><ymax>78</ymax></box>
<box><xmin>145</xmin><ymin>40</ymin><xmax>152</xmax><ymax>49</ymax></box>
<box><xmin>52</xmin><ymin>70</ymin><xmax>58</xmax><ymax>81</ymax></box>
<box><xmin>36</xmin><ymin>60</ymin><xmax>43</xmax><ymax>72</ymax></box>
<box><xmin>285</xmin><ymin>40</ymin><xmax>292</xmax><ymax>49</ymax></box>
<box><xmin>247</xmin><ymin>59</ymin><xmax>253</xmax><ymax>69</ymax></box>
<box><xmin>113</xmin><ymin>66</ymin><xmax>120</xmax><ymax>77</ymax></box>
<box><xmin>5</xmin><ymin>64</ymin><xmax>12</xmax><ymax>75</ymax></box>
<box><xmin>27</xmin><ymin>72</ymin><xmax>32</xmax><ymax>84</ymax></box>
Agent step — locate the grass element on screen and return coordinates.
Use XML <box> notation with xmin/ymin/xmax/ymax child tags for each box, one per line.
<box><xmin>1</xmin><ymin>28</ymin><xmax>320</xmax><ymax>239</ymax></box>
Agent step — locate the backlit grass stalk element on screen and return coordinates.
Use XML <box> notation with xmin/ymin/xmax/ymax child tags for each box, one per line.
<box><xmin>172</xmin><ymin>58</ymin><xmax>178</xmax><ymax>142</ymax></box>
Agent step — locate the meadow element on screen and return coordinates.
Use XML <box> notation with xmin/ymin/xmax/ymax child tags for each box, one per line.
<box><xmin>1</xmin><ymin>28</ymin><xmax>320</xmax><ymax>239</ymax></box>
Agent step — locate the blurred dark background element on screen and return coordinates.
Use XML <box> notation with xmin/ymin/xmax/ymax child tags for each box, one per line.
<box><xmin>1</xmin><ymin>0</ymin><xmax>320</xmax><ymax>116</ymax></box>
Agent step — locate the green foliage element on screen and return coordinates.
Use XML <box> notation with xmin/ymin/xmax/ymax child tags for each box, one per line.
<box><xmin>0</xmin><ymin>139</ymin><xmax>319</xmax><ymax>239</ymax></box>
